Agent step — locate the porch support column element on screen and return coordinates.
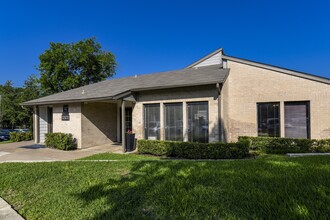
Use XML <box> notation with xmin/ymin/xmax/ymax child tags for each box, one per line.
<box><xmin>183</xmin><ymin>101</ymin><xmax>188</xmax><ymax>142</ymax></box>
<box><xmin>160</xmin><ymin>103</ymin><xmax>164</xmax><ymax>140</ymax></box>
<box><xmin>33</xmin><ymin>105</ymin><xmax>40</xmax><ymax>144</ymax></box>
<box><xmin>121</xmin><ymin>100</ymin><xmax>126</xmax><ymax>152</ymax></box>
<box><xmin>280</xmin><ymin>101</ymin><xmax>285</xmax><ymax>138</ymax></box>
<box><xmin>117</xmin><ymin>101</ymin><xmax>121</xmax><ymax>143</ymax></box>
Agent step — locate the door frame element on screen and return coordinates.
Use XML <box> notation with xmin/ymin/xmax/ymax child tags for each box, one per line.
<box><xmin>119</xmin><ymin>107</ymin><xmax>132</xmax><ymax>142</ymax></box>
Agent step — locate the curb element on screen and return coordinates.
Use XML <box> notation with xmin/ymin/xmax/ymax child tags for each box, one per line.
<box><xmin>287</xmin><ymin>153</ymin><xmax>330</xmax><ymax>157</ymax></box>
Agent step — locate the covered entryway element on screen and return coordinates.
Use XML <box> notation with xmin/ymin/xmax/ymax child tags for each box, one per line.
<box><xmin>80</xmin><ymin>99</ymin><xmax>135</xmax><ymax>151</ymax></box>
<box><xmin>32</xmin><ymin>97</ymin><xmax>135</xmax><ymax>151</ymax></box>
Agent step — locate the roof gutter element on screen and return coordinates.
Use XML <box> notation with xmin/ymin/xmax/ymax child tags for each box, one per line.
<box><xmin>21</xmin><ymin>96</ymin><xmax>115</xmax><ymax>106</ymax></box>
<box><xmin>131</xmin><ymin>81</ymin><xmax>223</xmax><ymax>92</ymax></box>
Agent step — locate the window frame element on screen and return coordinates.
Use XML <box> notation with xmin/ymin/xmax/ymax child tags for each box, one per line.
<box><xmin>143</xmin><ymin>103</ymin><xmax>161</xmax><ymax>140</ymax></box>
<box><xmin>256</xmin><ymin>102</ymin><xmax>281</xmax><ymax>137</ymax></box>
<box><xmin>164</xmin><ymin>102</ymin><xmax>183</xmax><ymax>141</ymax></box>
<box><xmin>284</xmin><ymin>101</ymin><xmax>311</xmax><ymax>139</ymax></box>
<box><xmin>187</xmin><ymin>101</ymin><xmax>209</xmax><ymax>143</ymax></box>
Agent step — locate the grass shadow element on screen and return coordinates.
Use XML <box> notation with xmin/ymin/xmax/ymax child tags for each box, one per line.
<box><xmin>74</xmin><ymin>156</ymin><xmax>330</xmax><ymax>219</ymax></box>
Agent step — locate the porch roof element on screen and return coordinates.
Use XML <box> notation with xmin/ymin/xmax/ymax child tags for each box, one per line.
<box><xmin>22</xmin><ymin>64</ymin><xmax>229</xmax><ymax>106</ymax></box>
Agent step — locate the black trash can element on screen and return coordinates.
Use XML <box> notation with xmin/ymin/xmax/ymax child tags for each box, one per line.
<box><xmin>125</xmin><ymin>133</ymin><xmax>136</xmax><ymax>152</ymax></box>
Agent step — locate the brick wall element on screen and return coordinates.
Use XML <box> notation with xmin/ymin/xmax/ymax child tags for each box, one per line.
<box><xmin>222</xmin><ymin>60</ymin><xmax>330</xmax><ymax>142</ymax></box>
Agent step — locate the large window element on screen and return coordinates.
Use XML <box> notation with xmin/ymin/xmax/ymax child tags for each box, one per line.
<box><xmin>285</xmin><ymin>101</ymin><xmax>310</xmax><ymax>138</ymax></box>
<box><xmin>165</xmin><ymin>103</ymin><xmax>183</xmax><ymax>141</ymax></box>
<box><xmin>257</xmin><ymin>102</ymin><xmax>280</xmax><ymax>137</ymax></box>
<box><xmin>144</xmin><ymin>104</ymin><xmax>160</xmax><ymax>140</ymax></box>
<box><xmin>187</xmin><ymin>102</ymin><xmax>209</xmax><ymax>143</ymax></box>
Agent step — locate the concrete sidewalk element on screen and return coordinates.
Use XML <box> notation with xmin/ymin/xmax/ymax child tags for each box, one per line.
<box><xmin>0</xmin><ymin>197</ymin><xmax>24</xmax><ymax>220</ymax></box>
<box><xmin>0</xmin><ymin>141</ymin><xmax>122</xmax><ymax>162</ymax></box>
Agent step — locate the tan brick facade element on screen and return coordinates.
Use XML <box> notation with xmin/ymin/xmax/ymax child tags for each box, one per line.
<box><xmin>52</xmin><ymin>102</ymin><xmax>119</xmax><ymax>148</ymax></box>
<box><xmin>81</xmin><ymin>102</ymin><xmax>117</xmax><ymax>148</ymax></box>
<box><xmin>53</xmin><ymin>103</ymin><xmax>82</xmax><ymax>148</ymax></box>
<box><xmin>221</xmin><ymin>60</ymin><xmax>330</xmax><ymax>142</ymax></box>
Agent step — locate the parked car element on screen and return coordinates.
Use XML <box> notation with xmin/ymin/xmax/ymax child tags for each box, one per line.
<box><xmin>0</xmin><ymin>131</ymin><xmax>10</xmax><ymax>141</ymax></box>
<box><xmin>1</xmin><ymin>129</ymin><xmax>15</xmax><ymax>133</ymax></box>
<box><xmin>14</xmin><ymin>129</ymin><xmax>31</xmax><ymax>133</ymax></box>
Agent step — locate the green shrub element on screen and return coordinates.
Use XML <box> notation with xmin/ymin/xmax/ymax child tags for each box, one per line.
<box><xmin>9</xmin><ymin>132</ymin><xmax>17</xmax><ymax>142</ymax></box>
<box><xmin>25</xmin><ymin>132</ymin><xmax>33</xmax><ymax>140</ymax></box>
<box><xmin>137</xmin><ymin>140</ymin><xmax>172</xmax><ymax>156</ymax></box>
<box><xmin>45</xmin><ymin>133</ymin><xmax>76</xmax><ymax>151</ymax></box>
<box><xmin>311</xmin><ymin>139</ymin><xmax>330</xmax><ymax>153</ymax></box>
<box><xmin>238</xmin><ymin>136</ymin><xmax>271</xmax><ymax>151</ymax></box>
<box><xmin>238</xmin><ymin>136</ymin><xmax>330</xmax><ymax>154</ymax></box>
<box><xmin>138</xmin><ymin>140</ymin><xmax>249</xmax><ymax>159</ymax></box>
<box><xmin>9</xmin><ymin>132</ymin><xmax>33</xmax><ymax>142</ymax></box>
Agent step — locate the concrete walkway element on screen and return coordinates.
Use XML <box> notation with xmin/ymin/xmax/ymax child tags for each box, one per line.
<box><xmin>0</xmin><ymin>141</ymin><xmax>122</xmax><ymax>162</ymax></box>
<box><xmin>287</xmin><ymin>152</ymin><xmax>330</xmax><ymax>157</ymax></box>
<box><xmin>0</xmin><ymin>197</ymin><xmax>24</xmax><ymax>220</ymax></box>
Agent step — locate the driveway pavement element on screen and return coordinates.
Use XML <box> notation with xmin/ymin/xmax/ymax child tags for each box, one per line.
<box><xmin>0</xmin><ymin>141</ymin><xmax>122</xmax><ymax>162</ymax></box>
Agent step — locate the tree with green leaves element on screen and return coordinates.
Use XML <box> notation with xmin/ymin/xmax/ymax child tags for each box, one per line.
<box><xmin>38</xmin><ymin>37</ymin><xmax>117</xmax><ymax>95</ymax></box>
<box><xmin>20</xmin><ymin>75</ymin><xmax>41</xmax><ymax>128</ymax></box>
<box><xmin>0</xmin><ymin>81</ymin><xmax>19</xmax><ymax>128</ymax></box>
<box><xmin>0</xmin><ymin>76</ymin><xmax>40</xmax><ymax>129</ymax></box>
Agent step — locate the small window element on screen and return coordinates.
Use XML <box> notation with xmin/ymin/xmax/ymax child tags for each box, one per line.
<box><xmin>187</xmin><ymin>102</ymin><xmax>209</xmax><ymax>143</ymax></box>
<box><xmin>257</xmin><ymin>102</ymin><xmax>280</xmax><ymax>137</ymax></box>
<box><xmin>62</xmin><ymin>105</ymin><xmax>70</xmax><ymax>121</ymax></box>
<box><xmin>144</xmin><ymin>104</ymin><xmax>160</xmax><ymax>140</ymax></box>
<box><xmin>285</xmin><ymin>101</ymin><xmax>310</xmax><ymax>138</ymax></box>
<box><xmin>63</xmin><ymin>105</ymin><xmax>69</xmax><ymax>114</ymax></box>
<box><xmin>165</xmin><ymin>103</ymin><xmax>183</xmax><ymax>141</ymax></box>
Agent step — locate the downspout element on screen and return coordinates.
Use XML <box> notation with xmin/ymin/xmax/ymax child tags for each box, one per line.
<box><xmin>216</xmin><ymin>83</ymin><xmax>222</xmax><ymax>142</ymax></box>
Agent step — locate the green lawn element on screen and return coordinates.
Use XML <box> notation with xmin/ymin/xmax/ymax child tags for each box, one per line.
<box><xmin>0</xmin><ymin>155</ymin><xmax>329</xmax><ymax>219</ymax></box>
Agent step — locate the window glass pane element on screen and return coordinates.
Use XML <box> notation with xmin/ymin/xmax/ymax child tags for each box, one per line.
<box><xmin>188</xmin><ymin>102</ymin><xmax>208</xmax><ymax>143</ymax></box>
<box><xmin>285</xmin><ymin>102</ymin><xmax>310</xmax><ymax>138</ymax></box>
<box><xmin>165</xmin><ymin>103</ymin><xmax>183</xmax><ymax>141</ymax></box>
<box><xmin>125</xmin><ymin>108</ymin><xmax>132</xmax><ymax>132</ymax></box>
<box><xmin>144</xmin><ymin>104</ymin><xmax>160</xmax><ymax>140</ymax></box>
<box><xmin>257</xmin><ymin>103</ymin><xmax>280</xmax><ymax>137</ymax></box>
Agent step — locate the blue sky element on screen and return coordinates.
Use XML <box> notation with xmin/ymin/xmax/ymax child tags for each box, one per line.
<box><xmin>0</xmin><ymin>0</ymin><xmax>329</xmax><ymax>87</ymax></box>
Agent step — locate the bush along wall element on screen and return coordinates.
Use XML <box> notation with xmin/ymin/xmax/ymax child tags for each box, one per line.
<box><xmin>45</xmin><ymin>133</ymin><xmax>76</xmax><ymax>151</ymax></box>
<box><xmin>138</xmin><ymin>139</ymin><xmax>249</xmax><ymax>159</ymax></box>
<box><xmin>238</xmin><ymin>136</ymin><xmax>330</xmax><ymax>154</ymax></box>
<box><xmin>10</xmin><ymin>132</ymin><xmax>33</xmax><ymax>142</ymax></box>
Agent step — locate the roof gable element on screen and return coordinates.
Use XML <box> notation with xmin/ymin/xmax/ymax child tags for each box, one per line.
<box><xmin>187</xmin><ymin>48</ymin><xmax>329</xmax><ymax>84</ymax></box>
<box><xmin>186</xmin><ymin>48</ymin><xmax>223</xmax><ymax>68</ymax></box>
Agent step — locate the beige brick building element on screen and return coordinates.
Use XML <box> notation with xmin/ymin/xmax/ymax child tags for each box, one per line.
<box><xmin>24</xmin><ymin>49</ymin><xmax>330</xmax><ymax>149</ymax></box>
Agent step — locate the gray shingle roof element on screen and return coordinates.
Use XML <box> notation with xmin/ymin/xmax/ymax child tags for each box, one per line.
<box><xmin>23</xmin><ymin>64</ymin><xmax>228</xmax><ymax>105</ymax></box>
